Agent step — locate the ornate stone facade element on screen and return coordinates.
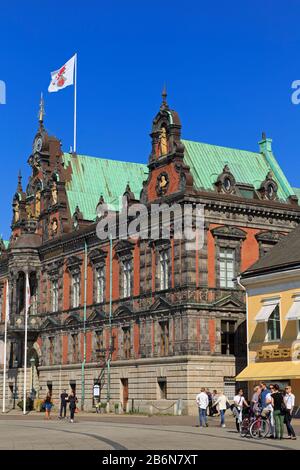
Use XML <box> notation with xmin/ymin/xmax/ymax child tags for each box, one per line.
<box><xmin>1</xmin><ymin>93</ymin><xmax>300</xmax><ymax>414</ymax></box>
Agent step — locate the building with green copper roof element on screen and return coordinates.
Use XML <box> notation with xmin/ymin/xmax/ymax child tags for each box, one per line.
<box><xmin>61</xmin><ymin>136</ymin><xmax>298</xmax><ymax>222</ymax></box>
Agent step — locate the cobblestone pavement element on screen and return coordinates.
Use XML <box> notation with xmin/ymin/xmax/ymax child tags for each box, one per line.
<box><xmin>0</xmin><ymin>414</ymin><xmax>299</xmax><ymax>450</ymax></box>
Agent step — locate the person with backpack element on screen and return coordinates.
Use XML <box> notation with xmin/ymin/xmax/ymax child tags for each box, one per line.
<box><xmin>271</xmin><ymin>384</ymin><xmax>285</xmax><ymax>439</ymax></box>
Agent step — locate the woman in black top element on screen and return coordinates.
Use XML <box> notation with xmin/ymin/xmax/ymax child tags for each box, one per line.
<box><xmin>271</xmin><ymin>384</ymin><xmax>285</xmax><ymax>439</ymax></box>
<box><xmin>68</xmin><ymin>391</ymin><xmax>78</xmax><ymax>423</ymax></box>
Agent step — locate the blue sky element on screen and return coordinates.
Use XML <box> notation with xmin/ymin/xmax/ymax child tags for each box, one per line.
<box><xmin>1</xmin><ymin>0</ymin><xmax>300</xmax><ymax>239</ymax></box>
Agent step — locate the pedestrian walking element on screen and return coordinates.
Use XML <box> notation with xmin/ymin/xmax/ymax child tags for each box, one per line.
<box><xmin>211</xmin><ymin>389</ymin><xmax>219</xmax><ymax>416</ymax></box>
<box><xmin>59</xmin><ymin>389</ymin><xmax>68</xmax><ymax>419</ymax></box>
<box><xmin>67</xmin><ymin>391</ymin><xmax>78</xmax><ymax>423</ymax></box>
<box><xmin>233</xmin><ymin>388</ymin><xmax>249</xmax><ymax>432</ymax></box>
<box><xmin>284</xmin><ymin>386</ymin><xmax>296</xmax><ymax>440</ymax></box>
<box><xmin>271</xmin><ymin>384</ymin><xmax>285</xmax><ymax>439</ymax></box>
<box><xmin>196</xmin><ymin>388</ymin><xmax>209</xmax><ymax>427</ymax></box>
<box><xmin>206</xmin><ymin>389</ymin><xmax>213</xmax><ymax>416</ymax></box>
<box><xmin>43</xmin><ymin>393</ymin><xmax>53</xmax><ymax>420</ymax></box>
<box><xmin>213</xmin><ymin>391</ymin><xmax>228</xmax><ymax>427</ymax></box>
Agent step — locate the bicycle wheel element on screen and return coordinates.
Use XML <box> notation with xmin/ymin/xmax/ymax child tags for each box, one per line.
<box><xmin>250</xmin><ymin>418</ymin><xmax>270</xmax><ymax>439</ymax></box>
<box><xmin>240</xmin><ymin>417</ymin><xmax>250</xmax><ymax>437</ymax></box>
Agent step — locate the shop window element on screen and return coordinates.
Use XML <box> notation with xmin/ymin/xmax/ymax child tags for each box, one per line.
<box><xmin>221</xmin><ymin>320</ymin><xmax>235</xmax><ymax>355</ymax></box>
<box><xmin>157</xmin><ymin>377</ymin><xmax>167</xmax><ymax>399</ymax></box>
<box><xmin>267</xmin><ymin>305</ymin><xmax>281</xmax><ymax>341</ymax></box>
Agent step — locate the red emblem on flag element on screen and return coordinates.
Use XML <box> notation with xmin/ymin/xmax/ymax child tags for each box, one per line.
<box><xmin>53</xmin><ymin>65</ymin><xmax>67</xmax><ymax>88</ymax></box>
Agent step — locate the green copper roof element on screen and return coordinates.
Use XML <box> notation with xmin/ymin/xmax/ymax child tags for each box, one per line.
<box><xmin>293</xmin><ymin>187</ymin><xmax>300</xmax><ymax>200</ymax></box>
<box><xmin>3</xmin><ymin>241</ymin><xmax>9</xmax><ymax>249</ymax></box>
<box><xmin>183</xmin><ymin>139</ymin><xmax>295</xmax><ymax>200</ymax></box>
<box><xmin>61</xmin><ymin>139</ymin><xmax>297</xmax><ymax>222</ymax></box>
<box><xmin>63</xmin><ymin>153</ymin><xmax>148</xmax><ymax>221</ymax></box>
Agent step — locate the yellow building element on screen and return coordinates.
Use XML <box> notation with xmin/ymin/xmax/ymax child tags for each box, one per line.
<box><xmin>236</xmin><ymin>225</ymin><xmax>300</xmax><ymax>406</ymax></box>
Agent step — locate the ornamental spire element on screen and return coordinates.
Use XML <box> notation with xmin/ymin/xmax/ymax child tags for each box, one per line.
<box><xmin>38</xmin><ymin>92</ymin><xmax>45</xmax><ymax>126</ymax></box>
<box><xmin>161</xmin><ymin>84</ymin><xmax>168</xmax><ymax>110</ymax></box>
<box><xmin>17</xmin><ymin>170</ymin><xmax>23</xmax><ymax>193</ymax></box>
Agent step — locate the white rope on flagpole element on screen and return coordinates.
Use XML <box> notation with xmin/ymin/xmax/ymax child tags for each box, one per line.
<box><xmin>23</xmin><ymin>272</ymin><xmax>29</xmax><ymax>415</ymax></box>
<box><xmin>2</xmin><ymin>280</ymin><xmax>9</xmax><ymax>413</ymax></box>
<box><xmin>74</xmin><ymin>53</ymin><xmax>77</xmax><ymax>153</ymax></box>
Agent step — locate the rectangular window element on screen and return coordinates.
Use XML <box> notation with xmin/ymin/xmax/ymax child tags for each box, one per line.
<box><xmin>123</xmin><ymin>327</ymin><xmax>131</xmax><ymax>360</ymax></box>
<box><xmin>267</xmin><ymin>304</ymin><xmax>281</xmax><ymax>341</ymax></box>
<box><xmin>52</xmin><ymin>280</ymin><xmax>59</xmax><ymax>312</ymax></box>
<box><xmin>157</xmin><ymin>377</ymin><xmax>167</xmax><ymax>399</ymax></box>
<box><xmin>95</xmin><ymin>330</ymin><xmax>104</xmax><ymax>359</ymax></box>
<box><xmin>71</xmin><ymin>334</ymin><xmax>78</xmax><ymax>363</ymax></box>
<box><xmin>96</xmin><ymin>267</ymin><xmax>105</xmax><ymax>304</ymax></box>
<box><xmin>219</xmin><ymin>248</ymin><xmax>235</xmax><ymax>288</ymax></box>
<box><xmin>160</xmin><ymin>251</ymin><xmax>169</xmax><ymax>290</ymax></box>
<box><xmin>72</xmin><ymin>274</ymin><xmax>80</xmax><ymax>308</ymax></box>
<box><xmin>159</xmin><ymin>321</ymin><xmax>169</xmax><ymax>356</ymax></box>
<box><xmin>123</xmin><ymin>261</ymin><xmax>131</xmax><ymax>298</ymax></box>
<box><xmin>221</xmin><ymin>320</ymin><xmax>235</xmax><ymax>355</ymax></box>
<box><xmin>49</xmin><ymin>336</ymin><xmax>54</xmax><ymax>366</ymax></box>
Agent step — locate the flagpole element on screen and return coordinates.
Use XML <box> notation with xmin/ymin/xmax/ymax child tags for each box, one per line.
<box><xmin>2</xmin><ymin>281</ymin><xmax>9</xmax><ymax>413</ymax></box>
<box><xmin>74</xmin><ymin>53</ymin><xmax>77</xmax><ymax>153</ymax></box>
<box><xmin>23</xmin><ymin>273</ymin><xmax>29</xmax><ymax>415</ymax></box>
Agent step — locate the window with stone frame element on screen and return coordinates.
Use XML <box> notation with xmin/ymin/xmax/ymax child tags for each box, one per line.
<box><xmin>255</xmin><ymin>231</ymin><xmax>286</xmax><ymax>259</ymax></box>
<box><xmin>96</xmin><ymin>266</ymin><xmax>105</xmax><ymax>304</ymax></box>
<box><xmin>49</xmin><ymin>336</ymin><xmax>55</xmax><ymax>365</ymax></box>
<box><xmin>123</xmin><ymin>327</ymin><xmax>131</xmax><ymax>360</ymax></box>
<box><xmin>123</xmin><ymin>260</ymin><xmax>132</xmax><ymax>299</ymax></box>
<box><xmin>114</xmin><ymin>241</ymin><xmax>134</xmax><ymax>300</ymax></box>
<box><xmin>219</xmin><ymin>247</ymin><xmax>235</xmax><ymax>288</ymax></box>
<box><xmin>66</xmin><ymin>256</ymin><xmax>82</xmax><ymax>310</ymax></box>
<box><xmin>88</xmin><ymin>249</ymin><xmax>107</xmax><ymax>305</ymax></box>
<box><xmin>160</xmin><ymin>250</ymin><xmax>169</xmax><ymax>291</ymax></box>
<box><xmin>51</xmin><ymin>279</ymin><xmax>59</xmax><ymax>312</ymax></box>
<box><xmin>71</xmin><ymin>333</ymin><xmax>79</xmax><ymax>363</ymax></box>
<box><xmin>95</xmin><ymin>329</ymin><xmax>104</xmax><ymax>360</ymax></box>
<box><xmin>71</xmin><ymin>273</ymin><xmax>80</xmax><ymax>308</ymax></box>
<box><xmin>159</xmin><ymin>320</ymin><xmax>169</xmax><ymax>356</ymax></box>
<box><xmin>221</xmin><ymin>320</ymin><xmax>235</xmax><ymax>355</ymax></box>
<box><xmin>211</xmin><ymin>226</ymin><xmax>246</xmax><ymax>290</ymax></box>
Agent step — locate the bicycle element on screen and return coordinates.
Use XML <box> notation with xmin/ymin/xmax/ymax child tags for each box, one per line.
<box><xmin>249</xmin><ymin>412</ymin><xmax>270</xmax><ymax>439</ymax></box>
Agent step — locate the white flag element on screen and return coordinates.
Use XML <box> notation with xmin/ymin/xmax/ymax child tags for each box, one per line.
<box><xmin>25</xmin><ymin>273</ymin><xmax>31</xmax><ymax>313</ymax></box>
<box><xmin>5</xmin><ymin>280</ymin><xmax>9</xmax><ymax>321</ymax></box>
<box><xmin>48</xmin><ymin>54</ymin><xmax>76</xmax><ymax>93</ymax></box>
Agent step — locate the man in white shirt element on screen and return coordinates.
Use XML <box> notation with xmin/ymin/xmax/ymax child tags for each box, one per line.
<box><xmin>213</xmin><ymin>391</ymin><xmax>228</xmax><ymax>427</ymax></box>
<box><xmin>284</xmin><ymin>386</ymin><xmax>296</xmax><ymax>439</ymax></box>
<box><xmin>196</xmin><ymin>388</ymin><xmax>209</xmax><ymax>427</ymax></box>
